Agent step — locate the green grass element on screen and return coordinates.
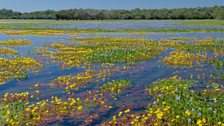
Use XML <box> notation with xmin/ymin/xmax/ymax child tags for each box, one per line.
<box><xmin>182</xmin><ymin>20</ymin><xmax>224</xmax><ymax>26</ymax></box>
<box><xmin>0</xmin><ymin>19</ymin><xmax>224</xmax><ymax>34</ymax></box>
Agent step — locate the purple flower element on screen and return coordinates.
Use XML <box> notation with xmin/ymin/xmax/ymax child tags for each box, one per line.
<box><xmin>176</xmin><ymin>96</ymin><xmax>181</xmax><ymax>100</ymax></box>
<box><xmin>188</xmin><ymin>118</ymin><xmax>192</xmax><ymax>123</ymax></box>
<box><xmin>153</xmin><ymin>101</ymin><xmax>156</xmax><ymax>104</ymax></box>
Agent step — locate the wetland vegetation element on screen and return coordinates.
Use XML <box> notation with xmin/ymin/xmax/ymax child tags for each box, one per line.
<box><xmin>0</xmin><ymin>18</ymin><xmax>223</xmax><ymax>126</ymax></box>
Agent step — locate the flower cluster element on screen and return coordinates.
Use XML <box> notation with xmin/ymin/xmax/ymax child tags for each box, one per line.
<box><xmin>0</xmin><ymin>48</ymin><xmax>19</xmax><ymax>55</ymax></box>
<box><xmin>102</xmin><ymin>77</ymin><xmax>224</xmax><ymax>126</ymax></box>
<box><xmin>162</xmin><ymin>51</ymin><xmax>207</xmax><ymax>67</ymax></box>
<box><xmin>0</xmin><ymin>39</ymin><xmax>32</xmax><ymax>46</ymax></box>
<box><xmin>0</xmin><ymin>57</ymin><xmax>43</xmax><ymax>85</ymax></box>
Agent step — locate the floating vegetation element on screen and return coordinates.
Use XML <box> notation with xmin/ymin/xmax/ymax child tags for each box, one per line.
<box><xmin>37</xmin><ymin>37</ymin><xmax>224</xmax><ymax>69</ymax></box>
<box><xmin>0</xmin><ymin>39</ymin><xmax>32</xmax><ymax>47</ymax></box>
<box><xmin>0</xmin><ymin>29</ymin><xmax>79</xmax><ymax>36</ymax></box>
<box><xmin>1</xmin><ymin>26</ymin><xmax>224</xmax><ymax>37</ymax></box>
<box><xmin>0</xmin><ymin>77</ymin><xmax>132</xmax><ymax>126</ymax></box>
<box><xmin>51</xmin><ymin>69</ymin><xmax>115</xmax><ymax>93</ymax></box>
<box><xmin>210</xmin><ymin>73</ymin><xmax>224</xmax><ymax>82</ymax></box>
<box><xmin>0</xmin><ymin>96</ymin><xmax>86</xmax><ymax>125</ymax></box>
<box><xmin>0</xmin><ymin>20</ymin><xmax>224</xmax><ymax>126</ymax></box>
<box><xmin>145</xmin><ymin>77</ymin><xmax>224</xmax><ymax>126</ymax></box>
<box><xmin>2</xmin><ymin>92</ymin><xmax>30</xmax><ymax>104</ymax></box>
<box><xmin>101</xmin><ymin>80</ymin><xmax>131</xmax><ymax>94</ymax></box>
<box><xmin>33</xmin><ymin>47</ymin><xmax>53</xmax><ymax>55</ymax></box>
<box><xmin>103</xmin><ymin>76</ymin><xmax>224</xmax><ymax>126</ymax></box>
<box><xmin>37</xmin><ymin>37</ymin><xmax>165</xmax><ymax>68</ymax></box>
<box><xmin>174</xmin><ymin>38</ymin><xmax>224</xmax><ymax>54</ymax></box>
<box><xmin>0</xmin><ymin>57</ymin><xmax>43</xmax><ymax>85</ymax></box>
<box><xmin>161</xmin><ymin>51</ymin><xmax>207</xmax><ymax>67</ymax></box>
<box><xmin>0</xmin><ymin>48</ymin><xmax>19</xmax><ymax>55</ymax></box>
<box><xmin>207</xmin><ymin>57</ymin><xmax>224</xmax><ymax>70</ymax></box>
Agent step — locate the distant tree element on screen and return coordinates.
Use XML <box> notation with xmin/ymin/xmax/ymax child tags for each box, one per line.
<box><xmin>214</xmin><ymin>7</ymin><xmax>224</xmax><ymax>19</ymax></box>
<box><xmin>0</xmin><ymin>6</ymin><xmax>223</xmax><ymax>20</ymax></box>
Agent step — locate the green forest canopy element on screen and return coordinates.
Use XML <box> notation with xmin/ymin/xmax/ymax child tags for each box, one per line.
<box><xmin>0</xmin><ymin>6</ymin><xmax>223</xmax><ymax>20</ymax></box>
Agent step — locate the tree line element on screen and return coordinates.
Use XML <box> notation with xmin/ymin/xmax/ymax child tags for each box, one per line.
<box><xmin>0</xmin><ymin>6</ymin><xmax>223</xmax><ymax>20</ymax></box>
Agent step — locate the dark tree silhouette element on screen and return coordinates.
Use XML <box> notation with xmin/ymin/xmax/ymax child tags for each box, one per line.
<box><xmin>0</xmin><ymin>6</ymin><xmax>223</xmax><ymax>20</ymax></box>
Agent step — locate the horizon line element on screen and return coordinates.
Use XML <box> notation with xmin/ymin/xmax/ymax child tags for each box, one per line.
<box><xmin>0</xmin><ymin>5</ymin><xmax>222</xmax><ymax>13</ymax></box>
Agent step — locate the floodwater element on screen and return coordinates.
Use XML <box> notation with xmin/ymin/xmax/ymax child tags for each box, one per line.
<box><xmin>0</xmin><ymin>20</ymin><xmax>223</xmax><ymax>125</ymax></box>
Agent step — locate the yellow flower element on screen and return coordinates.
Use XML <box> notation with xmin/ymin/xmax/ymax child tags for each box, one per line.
<box><xmin>35</xmin><ymin>90</ymin><xmax>39</xmax><ymax>93</ymax></box>
<box><xmin>113</xmin><ymin>116</ymin><xmax>116</xmax><ymax>120</ymax></box>
<box><xmin>185</xmin><ymin>110</ymin><xmax>191</xmax><ymax>116</ymax></box>
<box><xmin>163</xmin><ymin>106</ymin><xmax>170</xmax><ymax>111</ymax></box>
<box><xmin>124</xmin><ymin>109</ymin><xmax>130</xmax><ymax>113</ymax></box>
<box><xmin>156</xmin><ymin>112</ymin><xmax>163</xmax><ymax>119</ymax></box>
<box><xmin>34</xmin><ymin>83</ymin><xmax>39</xmax><ymax>87</ymax></box>
<box><xmin>197</xmin><ymin>119</ymin><xmax>202</xmax><ymax>126</ymax></box>
<box><xmin>202</xmin><ymin>118</ymin><xmax>206</xmax><ymax>123</ymax></box>
<box><xmin>77</xmin><ymin>106</ymin><xmax>83</xmax><ymax>111</ymax></box>
<box><xmin>100</xmin><ymin>101</ymin><xmax>105</xmax><ymax>105</ymax></box>
<box><xmin>118</xmin><ymin>111</ymin><xmax>123</xmax><ymax>117</ymax></box>
<box><xmin>6</xmin><ymin>109</ymin><xmax>10</xmax><ymax>115</ymax></box>
<box><xmin>25</xmin><ymin>107</ymin><xmax>31</xmax><ymax>112</ymax></box>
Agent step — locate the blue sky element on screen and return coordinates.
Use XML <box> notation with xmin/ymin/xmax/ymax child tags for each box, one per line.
<box><xmin>0</xmin><ymin>0</ymin><xmax>224</xmax><ymax>12</ymax></box>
